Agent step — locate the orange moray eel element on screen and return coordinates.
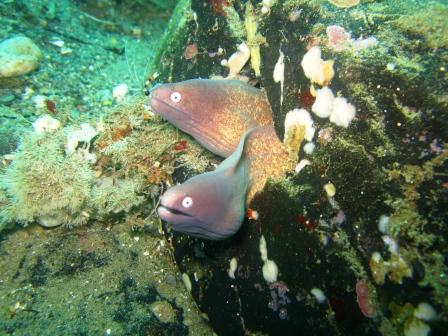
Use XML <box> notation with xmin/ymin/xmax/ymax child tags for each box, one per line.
<box><xmin>150</xmin><ymin>79</ymin><xmax>293</xmax><ymax>239</ymax></box>
<box><xmin>150</xmin><ymin>79</ymin><xmax>273</xmax><ymax>157</ymax></box>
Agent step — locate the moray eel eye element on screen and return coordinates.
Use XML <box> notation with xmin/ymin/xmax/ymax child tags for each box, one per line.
<box><xmin>182</xmin><ymin>196</ymin><xmax>193</xmax><ymax>208</ymax></box>
<box><xmin>171</xmin><ymin>92</ymin><xmax>182</xmax><ymax>103</ymax></box>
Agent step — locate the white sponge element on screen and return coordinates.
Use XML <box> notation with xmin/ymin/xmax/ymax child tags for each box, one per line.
<box><xmin>312</xmin><ymin>87</ymin><xmax>335</xmax><ymax>118</ymax></box>
<box><xmin>330</xmin><ymin>97</ymin><xmax>356</xmax><ymax>128</ymax></box>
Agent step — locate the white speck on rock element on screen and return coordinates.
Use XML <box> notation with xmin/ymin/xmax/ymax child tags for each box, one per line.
<box><xmin>112</xmin><ymin>83</ymin><xmax>129</xmax><ymax>102</ymax></box>
<box><xmin>33</xmin><ymin>114</ymin><xmax>61</xmax><ymax>134</ymax></box>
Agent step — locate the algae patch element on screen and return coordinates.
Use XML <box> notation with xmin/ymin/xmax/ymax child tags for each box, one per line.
<box><xmin>394</xmin><ymin>4</ymin><xmax>448</xmax><ymax>50</ymax></box>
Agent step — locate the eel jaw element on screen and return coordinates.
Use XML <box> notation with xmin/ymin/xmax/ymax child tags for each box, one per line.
<box><xmin>157</xmin><ymin>202</ymin><xmax>194</xmax><ymax>224</ymax></box>
<box><xmin>150</xmin><ymin>96</ymin><xmax>183</xmax><ymax>116</ymax></box>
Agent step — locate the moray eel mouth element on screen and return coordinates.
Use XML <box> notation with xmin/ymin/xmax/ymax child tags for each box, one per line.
<box><xmin>158</xmin><ymin>198</ymin><xmax>221</xmax><ymax>239</ymax></box>
<box><xmin>157</xmin><ymin>204</ymin><xmax>193</xmax><ymax>222</ymax></box>
<box><xmin>150</xmin><ymin>96</ymin><xmax>184</xmax><ymax>116</ymax></box>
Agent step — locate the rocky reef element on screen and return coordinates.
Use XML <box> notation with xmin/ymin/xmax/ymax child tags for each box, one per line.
<box><xmin>144</xmin><ymin>0</ymin><xmax>447</xmax><ymax>335</ymax></box>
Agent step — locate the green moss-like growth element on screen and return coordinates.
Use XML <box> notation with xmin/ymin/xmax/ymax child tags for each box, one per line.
<box><xmin>95</xmin><ymin>95</ymin><xmax>210</xmax><ymax>180</ymax></box>
<box><xmin>224</xmin><ymin>5</ymin><xmax>246</xmax><ymax>40</ymax></box>
<box><xmin>92</xmin><ymin>177</ymin><xmax>146</xmax><ymax>219</ymax></box>
<box><xmin>383</xmin><ymin>149</ymin><xmax>448</xmax><ymax>316</ymax></box>
<box><xmin>312</xmin><ymin>134</ymin><xmax>389</xmax><ymax>220</ymax></box>
<box><xmin>393</xmin><ymin>3</ymin><xmax>448</xmax><ymax>50</ymax></box>
<box><xmin>1</xmin><ymin>130</ymin><xmax>94</xmax><ymax>228</ymax></box>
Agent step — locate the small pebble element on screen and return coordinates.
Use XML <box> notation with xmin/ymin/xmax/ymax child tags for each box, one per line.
<box><xmin>0</xmin><ymin>36</ymin><xmax>42</xmax><ymax>78</ymax></box>
<box><xmin>113</xmin><ymin>83</ymin><xmax>129</xmax><ymax>102</ymax></box>
<box><xmin>60</xmin><ymin>47</ymin><xmax>73</xmax><ymax>56</ymax></box>
<box><xmin>0</xmin><ymin>94</ymin><xmax>15</xmax><ymax>104</ymax></box>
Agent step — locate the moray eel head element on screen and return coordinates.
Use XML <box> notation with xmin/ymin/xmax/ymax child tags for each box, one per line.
<box><xmin>150</xmin><ymin>80</ymin><xmax>225</xmax><ymax>154</ymax></box>
<box><xmin>158</xmin><ymin>131</ymin><xmax>250</xmax><ymax>240</ymax></box>
<box><xmin>158</xmin><ymin>172</ymin><xmax>246</xmax><ymax>240</ymax></box>
<box><xmin>150</xmin><ymin>81</ymin><xmax>213</xmax><ymax>127</ymax></box>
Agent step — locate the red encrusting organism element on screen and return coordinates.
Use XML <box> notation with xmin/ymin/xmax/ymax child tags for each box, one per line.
<box><xmin>245</xmin><ymin>208</ymin><xmax>259</xmax><ymax>220</ymax></box>
<box><xmin>207</xmin><ymin>0</ymin><xmax>230</xmax><ymax>16</ymax></box>
<box><xmin>173</xmin><ymin>140</ymin><xmax>188</xmax><ymax>151</ymax></box>
<box><xmin>296</xmin><ymin>214</ymin><xmax>316</xmax><ymax>231</ymax></box>
<box><xmin>299</xmin><ymin>89</ymin><xmax>316</xmax><ymax>111</ymax></box>
<box><xmin>45</xmin><ymin>99</ymin><xmax>57</xmax><ymax>113</ymax></box>
<box><xmin>356</xmin><ymin>280</ymin><xmax>377</xmax><ymax>318</ymax></box>
<box><xmin>184</xmin><ymin>43</ymin><xmax>198</xmax><ymax>60</ymax></box>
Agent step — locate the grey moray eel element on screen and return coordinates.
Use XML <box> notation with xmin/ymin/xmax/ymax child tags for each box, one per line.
<box><xmin>150</xmin><ymin>79</ymin><xmax>292</xmax><ymax>239</ymax></box>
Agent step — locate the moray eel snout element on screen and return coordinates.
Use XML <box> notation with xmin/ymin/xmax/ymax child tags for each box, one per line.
<box><xmin>150</xmin><ymin>82</ymin><xmax>198</xmax><ymax>128</ymax></box>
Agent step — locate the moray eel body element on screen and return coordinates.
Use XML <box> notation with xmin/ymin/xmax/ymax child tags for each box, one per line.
<box><xmin>157</xmin><ymin>125</ymin><xmax>292</xmax><ymax>239</ymax></box>
<box><xmin>152</xmin><ymin>79</ymin><xmax>293</xmax><ymax>239</ymax></box>
<box><xmin>150</xmin><ymin>78</ymin><xmax>273</xmax><ymax>157</ymax></box>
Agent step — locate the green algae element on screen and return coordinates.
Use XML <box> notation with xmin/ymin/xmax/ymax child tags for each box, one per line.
<box><xmin>224</xmin><ymin>4</ymin><xmax>246</xmax><ymax>41</ymax></box>
<box><xmin>92</xmin><ymin>177</ymin><xmax>147</xmax><ymax>219</ymax></box>
<box><xmin>385</xmin><ymin>149</ymin><xmax>448</xmax><ymax>243</ymax></box>
<box><xmin>312</xmin><ymin>134</ymin><xmax>388</xmax><ymax>220</ymax></box>
<box><xmin>393</xmin><ymin>3</ymin><xmax>448</xmax><ymax>50</ymax></box>
<box><xmin>282</xmin><ymin>0</ymin><xmax>322</xmax><ymax>12</ymax></box>
<box><xmin>332</xmin><ymin>228</ymin><xmax>368</xmax><ymax>280</ymax></box>
<box><xmin>383</xmin><ymin>149</ymin><xmax>448</xmax><ymax>317</ymax></box>
<box><xmin>95</xmin><ymin>96</ymin><xmax>211</xmax><ymax>178</ymax></box>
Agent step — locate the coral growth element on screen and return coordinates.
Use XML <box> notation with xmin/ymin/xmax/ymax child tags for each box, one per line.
<box><xmin>1</xmin><ymin>131</ymin><xmax>94</xmax><ymax>228</ymax></box>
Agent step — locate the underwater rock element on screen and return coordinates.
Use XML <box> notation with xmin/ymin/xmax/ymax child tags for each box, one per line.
<box><xmin>150</xmin><ymin>300</ymin><xmax>176</xmax><ymax>324</ymax></box>
<box><xmin>147</xmin><ymin>0</ymin><xmax>448</xmax><ymax>334</ymax></box>
<box><xmin>166</xmin><ymin>174</ymin><xmax>377</xmax><ymax>335</ymax></box>
<box><xmin>0</xmin><ymin>36</ymin><xmax>42</xmax><ymax>78</ymax></box>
